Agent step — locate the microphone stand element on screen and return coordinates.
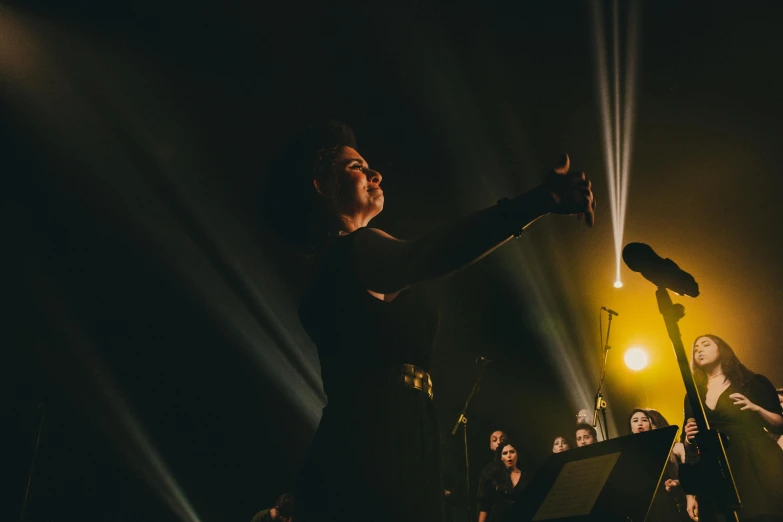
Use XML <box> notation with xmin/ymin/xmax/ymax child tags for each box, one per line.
<box><xmin>21</xmin><ymin>401</ymin><xmax>45</xmax><ymax>522</ymax></box>
<box><xmin>451</xmin><ymin>358</ymin><xmax>489</xmax><ymax>517</ymax></box>
<box><xmin>654</xmin><ymin>287</ymin><xmax>740</xmax><ymax>520</ymax></box>
<box><xmin>593</xmin><ymin>311</ymin><xmax>613</xmax><ymax>440</ymax></box>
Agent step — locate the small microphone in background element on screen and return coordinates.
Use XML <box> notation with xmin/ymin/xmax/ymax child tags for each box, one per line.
<box><xmin>601</xmin><ymin>306</ymin><xmax>620</xmax><ymax>317</ymax></box>
<box><xmin>476</xmin><ymin>356</ymin><xmax>493</xmax><ymax>364</ymax></box>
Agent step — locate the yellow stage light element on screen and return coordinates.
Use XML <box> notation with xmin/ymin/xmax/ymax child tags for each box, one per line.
<box><xmin>624</xmin><ymin>346</ymin><xmax>648</xmax><ymax>371</ymax></box>
<box><xmin>613</xmin><ymin>280</ymin><xmax>624</xmax><ymax>288</ymax></box>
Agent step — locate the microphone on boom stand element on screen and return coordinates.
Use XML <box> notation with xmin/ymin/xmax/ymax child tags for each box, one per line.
<box><xmin>594</xmin><ymin>306</ymin><xmax>619</xmax><ymax>439</ymax></box>
<box><xmin>452</xmin><ymin>355</ymin><xmax>493</xmax><ymax>517</ymax></box>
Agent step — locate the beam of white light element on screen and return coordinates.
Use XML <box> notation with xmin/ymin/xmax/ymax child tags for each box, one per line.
<box><xmin>620</xmin><ymin>3</ymin><xmax>640</xmax><ymax>233</ymax></box>
<box><xmin>613</xmin><ymin>0</ymin><xmax>622</xmax><ymax>246</ymax></box>
<box><xmin>590</xmin><ymin>1</ymin><xmax>620</xmax><ymax>286</ymax></box>
<box><xmin>1</xmin><ymin>5</ymin><xmax>326</xmax><ymax>432</ymax></box>
<box><xmin>3</xmin><ymin>11</ymin><xmax>203</xmax><ymax>522</ymax></box>
<box><xmin>591</xmin><ymin>0</ymin><xmax>639</xmax><ymax>288</ymax></box>
<box><xmin>37</xmin><ymin>287</ymin><xmax>205</xmax><ymax>522</ymax></box>
<box><xmin>367</xmin><ymin>6</ymin><xmax>617</xmax><ymax>437</ymax></box>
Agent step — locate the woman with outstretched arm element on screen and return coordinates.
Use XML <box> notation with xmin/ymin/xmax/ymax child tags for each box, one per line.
<box><xmin>283</xmin><ymin>122</ymin><xmax>596</xmax><ymax>522</ymax></box>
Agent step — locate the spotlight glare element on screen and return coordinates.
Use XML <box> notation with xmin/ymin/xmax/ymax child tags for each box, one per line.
<box><xmin>624</xmin><ymin>346</ymin><xmax>649</xmax><ymax>371</ymax></box>
<box><xmin>613</xmin><ymin>280</ymin><xmax>623</xmax><ymax>289</ymax></box>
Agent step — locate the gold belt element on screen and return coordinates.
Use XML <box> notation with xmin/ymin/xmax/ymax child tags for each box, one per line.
<box><xmin>394</xmin><ymin>364</ymin><xmax>434</xmax><ymax>400</ymax></box>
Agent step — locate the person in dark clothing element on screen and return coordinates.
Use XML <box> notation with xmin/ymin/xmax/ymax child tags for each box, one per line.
<box><xmin>776</xmin><ymin>388</ymin><xmax>783</xmax><ymax>451</ymax></box>
<box><xmin>682</xmin><ymin>334</ymin><xmax>783</xmax><ymax>522</ymax></box>
<box><xmin>285</xmin><ymin>122</ymin><xmax>596</xmax><ymax>522</ymax></box>
<box><xmin>627</xmin><ymin>409</ymin><xmax>689</xmax><ymax>522</ymax></box>
<box><xmin>250</xmin><ymin>493</ymin><xmax>294</xmax><ymax>522</ymax></box>
<box><xmin>478</xmin><ymin>440</ymin><xmax>529</xmax><ymax>522</ymax></box>
<box><xmin>476</xmin><ymin>430</ymin><xmax>508</xmax><ymax>518</ymax></box>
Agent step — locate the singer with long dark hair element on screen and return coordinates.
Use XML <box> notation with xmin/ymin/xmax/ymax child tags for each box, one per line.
<box><xmin>478</xmin><ymin>440</ymin><xmax>528</xmax><ymax>522</ymax></box>
<box><xmin>281</xmin><ymin>122</ymin><xmax>596</xmax><ymax>522</ymax></box>
<box><xmin>682</xmin><ymin>334</ymin><xmax>783</xmax><ymax>522</ymax></box>
<box><xmin>628</xmin><ymin>409</ymin><xmax>689</xmax><ymax>521</ymax></box>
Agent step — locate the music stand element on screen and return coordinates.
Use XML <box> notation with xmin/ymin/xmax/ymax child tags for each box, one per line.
<box><xmin>504</xmin><ymin>425</ymin><xmax>678</xmax><ymax>522</ymax></box>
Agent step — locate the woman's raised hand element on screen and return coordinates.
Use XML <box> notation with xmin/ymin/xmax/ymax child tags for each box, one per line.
<box><xmin>729</xmin><ymin>393</ymin><xmax>759</xmax><ymax>412</ymax></box>
<box><xmin>542</xmin><ymin>153</ymin><xmax>596</xmax><ymax>227</ymax></box>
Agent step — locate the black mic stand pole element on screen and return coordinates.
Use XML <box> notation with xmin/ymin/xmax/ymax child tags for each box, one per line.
<box><xmin>451</xmin><ymin>358</ymin><xmax>489</xmax><ymax>518</ymax></box>
<box><xmin>593</xmin><ymin>311</ymin><xmax>613</xmax><ymax>440</ymax></box>
<box><xmin>654</xmin><ymin>287</ymin><xmax>740</xmax><ymax>521</ymax></box>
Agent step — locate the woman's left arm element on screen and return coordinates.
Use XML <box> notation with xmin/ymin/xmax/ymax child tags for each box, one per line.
<box><xmin>757</xmin><ymin>407</ymin><xmax>783</xmax><ymax>431</ymax></box>
<box><xmin>730</xmin><ymin>374</ymin><xmax>783</xmax><ymax>433</ymax></box>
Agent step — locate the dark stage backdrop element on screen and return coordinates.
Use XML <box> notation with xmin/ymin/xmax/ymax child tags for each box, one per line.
<box><xmin>4</xmin><ymin>1</ymin><xmax>783</xmax><ymax>521</ymax></box>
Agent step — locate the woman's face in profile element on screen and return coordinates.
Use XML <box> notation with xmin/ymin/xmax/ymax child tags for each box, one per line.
<box><xmin>552</xmin><ymin>436</ymin><xmax>570</xmax><ymax>453</ymax></box>
<box><xmin>331</xmin><ymin>146</ymin><xmax>384</xmax><ymax>221</ymax></box>
<box><xmin>500</xmin><ymin>444</ymin><xmax>518</xmax><ymax>469</ymax></box>
<box><xmin>693</xmin><ymin>336</ymin><xmax>720</xmax><ymax>368</ymax></box>
<box><xmin>630</xmin><ymin>412</ymin><xmax>651</xmax><ymax>434</ymax></box>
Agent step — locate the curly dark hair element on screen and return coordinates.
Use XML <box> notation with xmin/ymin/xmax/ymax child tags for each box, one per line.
<box><xmin>263</xmin><ymin>120</ymin><xmax>358</xmax><ymax>250</ymax></box>
<box><xmin>308</xmin><ymin>121</ymin><xmax>358</xmax><ymax>193</ymax></box>
<box><xmin>691</xmin><ymin>334</ymin><xmax>755</xmax><ymax>393</ymax></box>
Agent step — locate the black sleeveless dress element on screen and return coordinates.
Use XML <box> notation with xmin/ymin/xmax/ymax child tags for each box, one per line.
<box><xmin>297</xmin><ymin>231</ymin><xmax>443</xmax><ymax>522</ymax></box>
<box><xmin>682</xmin><ymin>374</ymin><xmax>783</xmax><ymax>521</ymax></box>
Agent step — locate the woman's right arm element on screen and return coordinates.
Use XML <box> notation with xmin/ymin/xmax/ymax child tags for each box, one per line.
<box><xmin>352</xmin><ymin>164</ymin><xmax>595</xmax><ymax>294</ymax></box>
<box><xmin>478</xmin><ymin>478</ymin><xmax>496</xmax><ymax>522</ymax></box>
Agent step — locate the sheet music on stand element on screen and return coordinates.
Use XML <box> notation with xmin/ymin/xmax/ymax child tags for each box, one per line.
<box><xmin>532</xmin><ymin>452</ymin><xmax>620</xmax><ymax>520</ymax></box>
<box><xmin>505</xmin><ymin>426</ymin><xmax>678</xmax><ymax>522</ymax></box>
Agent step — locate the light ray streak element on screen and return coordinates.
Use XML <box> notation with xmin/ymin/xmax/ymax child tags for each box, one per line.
<box><xmin>620</xmin><ymin>2</ymin><xmax>640</xmax><ymax>238</ymax></box>
<box><xmin>340</xmin><ymin>4</ymin><xmax>615</xmax><ymax>433</ymax></box>
<box><xmin>51</xmin><ymin>299</ymin><xmax>205</xmax><ymax>522</ymax></box>
<box><xmin>590</xmin><ymin>1</ymin><xmax>621</xmax><ymax>285</ymax></box>
<box><xmin>591</xmin><ymin>0</ymin><xmax>639</xmax><ymax>287</ymax></box>
<box><xmin>1</xmin><ymin>5</ymin><xmax>326</xmax><ymax>430</ymax></box>
<box><xmin>3</xmin><ymin>11</ymin><xmax>203</xmax><ymax>521</ymax></box>
<box><xmin>27</xmin><ymin>267</ymin><xmax>206</xmax><ymax>522</ymax></box>
<box><xmin>613</xmin><ymin>0</ymin><xmax>622</xmax><ymax>248</ymax></box>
